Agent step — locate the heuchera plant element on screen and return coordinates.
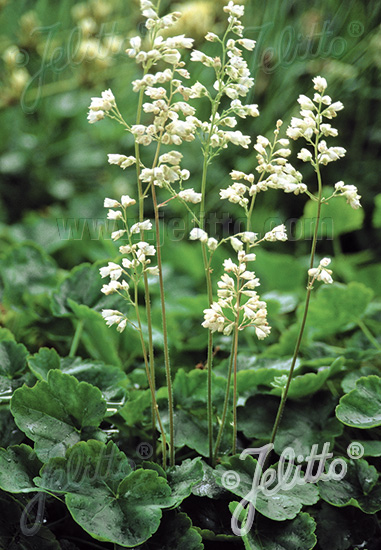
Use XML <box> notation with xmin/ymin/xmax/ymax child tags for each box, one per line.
<box><xmin>90</xmin><ymin>0</ymin><xmax>360</xmax><ymax>473</ymax></box>
<box><xmin>4</xmin><ymin>3</ymin><xmax>381</xmax><ymax>550</ymax></box>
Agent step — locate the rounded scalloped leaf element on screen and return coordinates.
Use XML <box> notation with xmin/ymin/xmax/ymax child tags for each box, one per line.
<box><xmin>0</xmin><ymin>340</ymin><xmax>29</xmax><ymax>393</ymax></box>
<box><xmin>239</xmin><ymin>392</ymin><xmax>342</xmax><ymax>457</ymax></box>
<box><xmin>0</xmin><ymin>340</ymin><xmax>28</xmax><ymax>376</ymax></box>
<box><xmin>214</xmin><ymin>455</ymin><xmax>319</xmax><ymax>522</ymax></box>
<box><xmin>28</xmin><ymin>352</ymin><xmax>127</xmax><ymax>403</ymax></box>
<box><xmin>336</xmin><ymin>375</ymin><xmax>381</xmax><ymax>428</ymax></box>
<box><xmin>0</xmin><ymin>444</ymin><xmax>42</xmax><ymax>493</ymax></box>
<box><xmin>136</xmin><ymin>511</ymin><xmax>204</xmax><ymax>550</ymax></box>
<box><xmin>167</xmin><ymin>458</ymin><xmax>204</xmax><ymax>506</ymax></box>
<box><xmin>10</xmin><ymin>370</ymin><xmax>107</xmax><ymax>461</ymax></box>
<box><xmin>229</xmin><ymin>508</ymin><xmax>317</xmax><ymax>550</ymax></box>
<box><xmin>28</xmin><ymin>348</ymin><xmax>60</xmax><ymax>380</ymax></box>
<box><xmin>319</xmin><ymin>457</ymin><xmax>381</xmax><ymax>514</ymax></box>
<box><xmin>51</xmin><ymin>263</ymin><xmax>105</xmax><ymax>317</ymax></box>
<box><xmin>170</xmin><ymin>369</ymin><xmax>232</xmax><ymax>456</ymax></box>
<box><xmin>35</xmin><ymin>441</ymin><xmax>173</xmax><ymax>547</ymax></box>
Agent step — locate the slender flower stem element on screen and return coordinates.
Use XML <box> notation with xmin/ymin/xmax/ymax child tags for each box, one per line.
<box><xmin>121</xmin><ymin>213</ymin><xmax>166</xmax><ymax>465</ymax></box>
<box><xmin>151</xmin><ymin>182</ymin><xmax>175</xmax><ymax>467</ymax></box>
<box><xmin>202</xmin><ymin>243</ymin><xmax>214</xmax><ymax>463</ymax></box>
<box><xmin>213</xmin><ymin>334</ymin><xmax>236</xmax><ymax>463</ymax></box>
<box><xmin>269</xmin><ymin>125</ymin><xmax>324</xmax><ymax>448</ymax></box>
<box><xmin>232</xmin><ymin>317</ymin><xmax>240</xmax><ymax>455</ymax></box>
<box><xmin>134</xmin><ymin>71</ymin><xmax>158</xmax><ymax>460</ymax></box>
<box><xmin>214</xmin><ymin>264</ymin><xmax>242</xmax><ymax>460</ymax></box>
<box><xmin>196</xmin><ymin>28</ymin><xmax>238</xmax><ymax>464</ymax></box>
<box><xmin>198</xmin><ymin>86</ymin><xmax>225</xmax><ymax>463</ymax></box>
<box><xmin>199</xmin><ymin>151</ymin><xmax>215</xmax><ymax>463</ymax></box>
<box><xmin>137</xmin><ymin>73</ymin><xmax>177</xmax><ymax>468</ymax></box>
<box><xmin>133</xmin><ymin>281</ymin><xmax>167</xmax><ymax>468</ymax></box>
<box><xmin>357</xmin><ymin>320</ymin><xmax>381</xmax><ymax>350</ymax></box>
<box><xmin>69</xmin><ymin>320</ymin><xmax>84</xmax><ymax>357</ymax></box>
<box><xmin>232</xmin><ymin>268</ymin><xmax>242</xmax><ymax>455</ymax></box>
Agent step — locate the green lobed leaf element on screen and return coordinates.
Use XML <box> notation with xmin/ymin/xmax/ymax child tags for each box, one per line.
<box><xmin>119</xmin><ymin>389</ymin><xmax>151</xmax><ymax>426</ymax></box>
<box><xmin>0</xmin><ymin>444</ymin><xmax>42</xmax><ymax>493</ymax></box>
<box><xmin>0</xmin><ymin>327</ymin><xmax>16</xmax><ymax>342</ymax></box>
<box><xmin>67</xmin><ymin>299</ymin><xmax>122</xmax><ymax>367</ymax></box>
<box><xmin>10</xmin><ymin>370</ymin><xmax>107</xmax><ymax>461</ymax></box>
<box><xmin>340</xmin><ymin>366</ymin><xmax>380</xmax><ymax>394</ymax></box>
<box><xmin>134</xmin><ymin>511</ymin><xmax>204</xmax><ymax>550</ymax></box>
<box><xmin>0</xmin><ymin>242</ymin><xmax>58</xmax><ymax>307</ymax></box>
<box><xmin>191</xmin><ymin>460</ymin><xmax>226</xmax><ymax>499</ymax></box>
<box><xmin>303</xmin><ymin>282</ymin><xmax>374</xmax><ymax>339</ymax></box>
<box><xmin>28</xmin><ymin>352</ymin><xmax>128</xmax><ymax>403</ymax></box>
<box><xmin>336</xmin><ymin>375</ymin><xmax>381</xmax><ymax>428</ymax></box>
<box><xmin>236</xmin><ymin>356</ymin><xmax>345</xmax><ymax>400</ymax></box>
<box><xmin>271</xmin><ymin>357</ymin><xmax>344</xmax><ymax>398</ymax></box>
<box><xmin>166</xmin><ymin>458</ymin><xmax>204</xmax><ymax>506</ymax></box>
<box><xmin>239</xmin><ymin>392</ymin><xmax>343</xmax><ymax>457</ymax></box>
<box><xmin>36</xmin><ymin>440</ymin><xmax>174</xmax><ymax>547</ymax></box>
<box><xmin>60</xmin><ymin>356</ymin><xmax>128</xmax><ymax>403</ymax></box>
<box><xmin>297</xmin><ymin>186</ymin><xmax>364</xmax><ymax>238</ymax></box>
<box><xmin>319</xmin><ymin>457</ymin><xmax>381</xmax><ymax>514</ymax></box>
<box><xmin>229</xmin><ymin>507</ymin><xmax>317</xmax><ymax>550</ymax></box>
<box><xmin>51</xmin><ymin>262</ymin><xmax>112</xmax><ymax>317</ymax></box>
<box><xmin>0</xmin><ymin>409</ymin><xmax>24</xmax><ymax>447</ymax></box>
<box><xmin>316</xmin><ymin>502</ymin><xmax>379</xmax><ymax>550</ymax></box>
<box><xmin>353</xmin><ymin>440</ymin><xmax>381</xmax><ymax>457</ymax></box>
<box><xmin>169</xmin><ymin>369</ymin><xmax>232</xmax><ymax>456</ymax></box>
<box><xmin>214</xmin><ymin>455</ymin><xmax>319</xmax><ymax>522</ymax></box>
<box><xmin>28</xmin><ymin>347</ymin><xmax>61</xmax><ymax>380</ymax></box>
<box><xmin>0</xmin><ymin>340</ymin><xmax>28</xmax><ymax>393</ymax></box>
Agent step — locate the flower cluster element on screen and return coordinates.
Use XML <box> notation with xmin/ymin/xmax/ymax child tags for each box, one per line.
<box><xmin>186</xmin><ymin>1</ymin><xmax>258</xmax><ymax>152</ymax></box>
<box><xmin>334</xmin><ymin>181</ymin><xmax>362</xmax><ymax>210</ymax></box>
<box><xmin>101</xmin><ymin>309</ymin><xmax>127</xmax><ymax>333</ymax></box>
<box><xmin>220</xmin><ymin>126</ymin><xmax>307</xmax><ymax>209</ymax></box>
<box><xmin>99</xmin><ymin>194</ymin><xmax>159</xmax><ymax>333</ymax></box>
<box><xmin>308</xmin><ymin>257</ymin><xmax>333</xmax><ymax>285</ymax></box>
<box><xmin>87</xmin><ymin>89</ymin><xmax>116</xmax><ymax>123</ymax></box>
<box><xmin>189</xmin><ymin>228</ymin><xmax>218</xmax><ymax>251</ymax></box>
<box><xmin>263</xmin><ymin>224</ymin><xmax>288</xmax><ymax>242</ymax></box>
<box><xmin>202</xmin><ymin>252</ymin><xmax>271</xmax><ymax>340</ymax></box>
<box><xmin>286</xmin><ymin>76</ymin><xmax>345</xmax><ymax>165</ymax></box>
<box><xmin>228</xmin><ymin>225</ymin><xmax>287</xmax><ymax>252</ymax></box>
